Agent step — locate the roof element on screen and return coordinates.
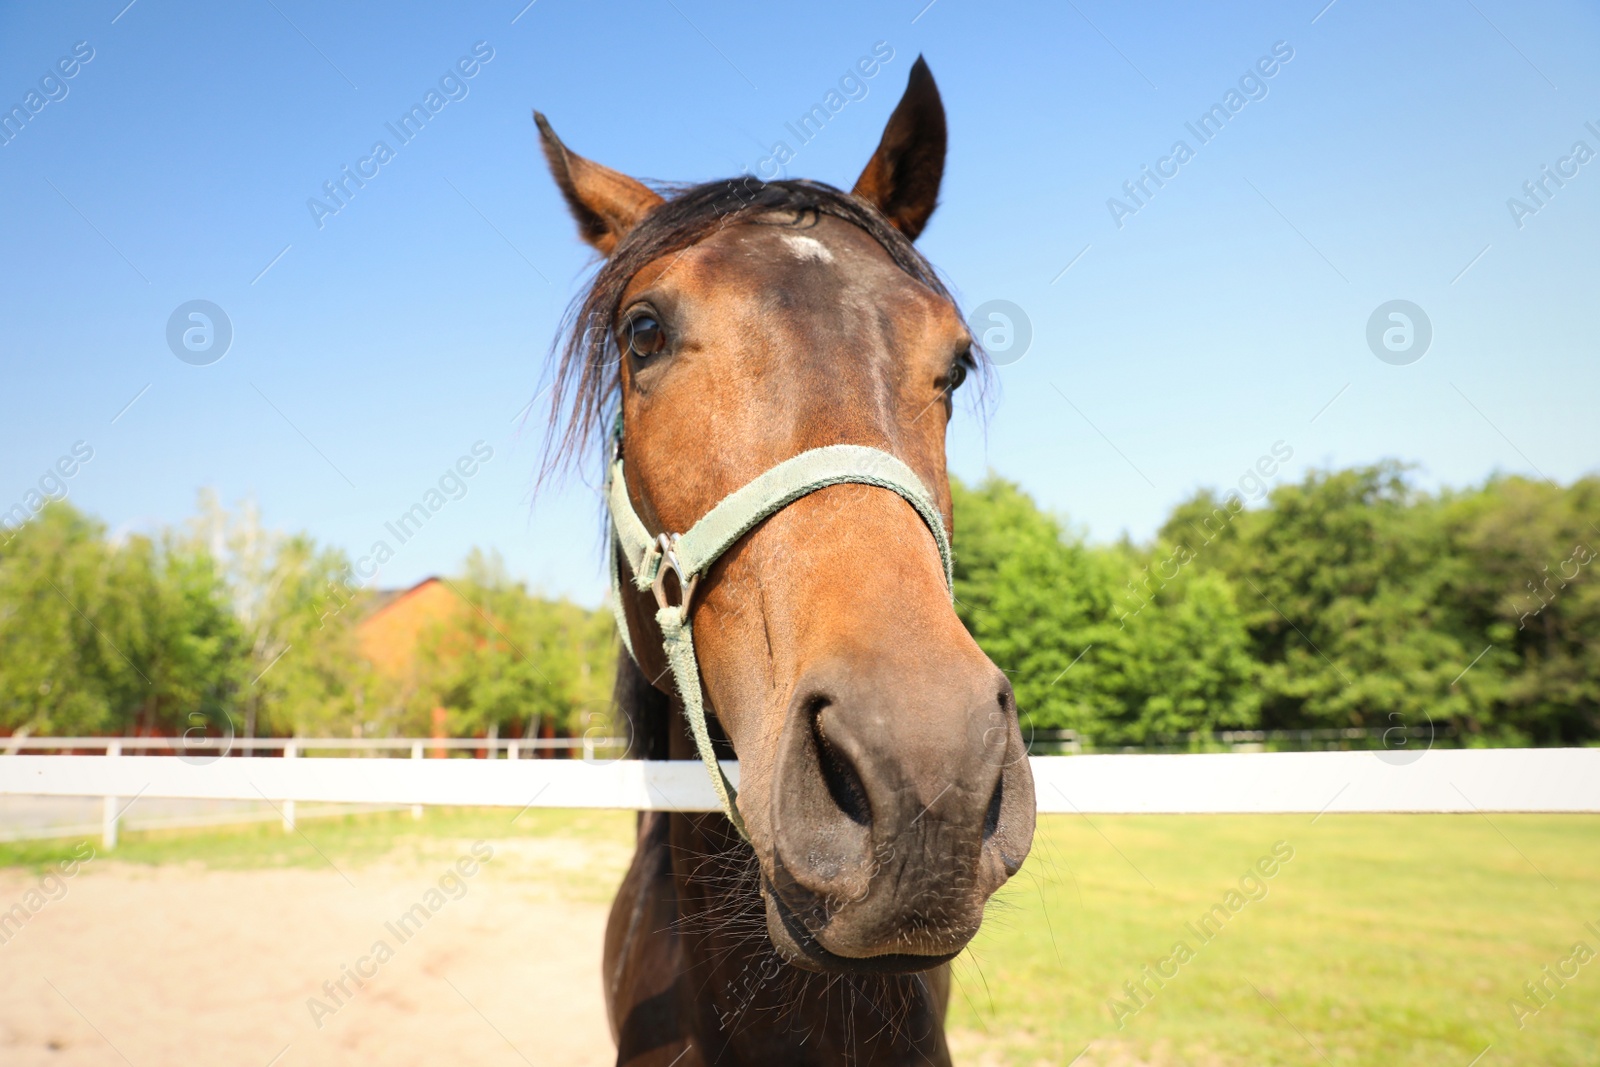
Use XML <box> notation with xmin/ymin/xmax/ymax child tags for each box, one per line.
<box><xmin>356</xmin><ymin>577</ymin><xmax>466</xmax><ymax>677</ymax></box>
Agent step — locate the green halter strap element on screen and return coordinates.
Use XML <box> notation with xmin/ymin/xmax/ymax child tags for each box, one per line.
<box><xmin>605</xmin><ymin>441</ymin><xmax>954</xmax><ymax>842</ymax></box>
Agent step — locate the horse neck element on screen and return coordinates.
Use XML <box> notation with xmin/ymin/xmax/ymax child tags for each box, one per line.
<box><xmin>662</xmin><ymin>748</ymin><xmax>952</xmax><ymax>1063</ymax></box>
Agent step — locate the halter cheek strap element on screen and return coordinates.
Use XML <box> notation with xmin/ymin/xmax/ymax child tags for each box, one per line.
<box><xmin>606</xmin><ymin>443</ymin><xmax>954</xmax><ymax>843</ymax></box>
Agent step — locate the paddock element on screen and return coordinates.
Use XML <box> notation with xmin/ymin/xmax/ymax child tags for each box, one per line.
<box><xmin>2</xmin><ymin>745</ymin><xmax>1598</xmax><ymax>1065</ymax></box>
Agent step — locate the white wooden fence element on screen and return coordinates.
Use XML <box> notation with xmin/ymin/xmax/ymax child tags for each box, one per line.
<box><xmin>2</xmin><ymin>742</ymin><xmax>1596</xmax><ymax>848</ymax></box>
<box><xmin>0</xmin><ymin>736</ymin><xmax>620</xmax><ymax>846</ymax></box>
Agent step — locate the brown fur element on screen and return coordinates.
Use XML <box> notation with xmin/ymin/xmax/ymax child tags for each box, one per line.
<box><xmin>537</xmin><ymin>58</ymin><xmax>1036</xmax><ymax>1065</ymax></box>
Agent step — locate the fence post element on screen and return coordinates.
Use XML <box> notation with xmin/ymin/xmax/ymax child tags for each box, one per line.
<box><xmin>102</xmin><ymin>740</ymin><xmax>121</xmax><ymax>850</ymax></box>
<box><xmin>508</xmin><ymin>740</ymin><xmax>520</xmax><ymax>761</ymax></box>
<box><xmin>282</xmin><ymin>742</ymin><xmax>297</xmax><ymax>832</ymax></box>
<box><xmin>411</xmin><ymin>741</ymin><xmax>424</xmax><ymax>820</ymax></box>
<box><xmin>582</xmin><ymin>734</ymin><xmax>594</xmax><ymax>762</ymax></box>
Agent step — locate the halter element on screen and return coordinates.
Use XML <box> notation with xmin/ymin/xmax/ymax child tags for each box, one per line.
<box><xmin>605</xmin><ymin>430</ymin><xmax>954</xmax><ymax>842</ymax></box>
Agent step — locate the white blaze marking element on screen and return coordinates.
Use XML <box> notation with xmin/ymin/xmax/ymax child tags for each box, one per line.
<box><xmin>781</xmin><ymin>234</ymin><xmax>834</xmax><ymax>263</ymax></box>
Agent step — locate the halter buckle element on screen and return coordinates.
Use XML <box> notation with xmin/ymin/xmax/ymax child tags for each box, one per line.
<box><xmin>651</xmin><ymin>533</ymin><xmax>699</xmax><ymax>613</ymax></box>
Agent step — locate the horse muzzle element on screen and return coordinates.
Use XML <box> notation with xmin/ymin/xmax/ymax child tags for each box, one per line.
<box><xmin>760</xmin><ymin>657</ymin><xmax>1036</xmax><ymax>972</ymax></box>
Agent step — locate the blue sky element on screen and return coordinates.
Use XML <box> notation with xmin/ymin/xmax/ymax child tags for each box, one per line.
<box><xmin>2</xmin><ymin>0</ymin><xmax>1596</xmax><ymax>605</ymax></box>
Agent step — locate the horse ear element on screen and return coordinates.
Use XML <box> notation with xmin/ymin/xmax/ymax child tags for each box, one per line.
<box><xmin>851</xmin><ymin>56</ymin><xmax>947</xmax><ymax>241</ymax></box>
<box><xmin>535</xmin><ymin>112</ymin><xmax>664</xmax><ymax>255</ymax></box>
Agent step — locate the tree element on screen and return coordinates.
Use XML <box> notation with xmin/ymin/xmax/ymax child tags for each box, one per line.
<box><xmin>118</xmin><ymin>530</ymin><xmax>243</xmax><ymax>736</ymax></box>
<box><xmin>412</xmin><ymin>549</ymin><xmax>616</xmax><ymax>741</ymax></box>
<box><xmin>3</xmin><ymin>467</ymin><xmax>1595</xmax><ymax>749</ymax></box>
<box><xmin>1096</xmin><ymin>565</ymin><xmax>1260</xmax><ymax>744</ymax></box>
<box><xmin>0</xmin><ymin>502</ymin><xmax>122</xmax><ymax>734</ymax></box>
<box><xmin>0</xmin><ymin>502</ymin><xmax>241</xmax><ymax>736</ymax></box>
<box><xmin>952</xmin><ymin>475</ymin><xmax>1259</xmax><ymax>745</ymax></box>
<box><xmin>1442</xmin><ymin>474</ymin><xmax>1600</xmax><ymax>743</ymax></box>
<box><xmin>185</xmin><ymin>491</ymin><xmax>372</xmax><ymax>738</ymax></box>
<box><xmin>951</xmin><ymin>475</ymin><xmax>1117</xmax><ymax>736</ymax></box>
<box><xmin>1166</xmin><ymin>466</ymin><xmax>1521</xmax><ymax>743</ymax></box>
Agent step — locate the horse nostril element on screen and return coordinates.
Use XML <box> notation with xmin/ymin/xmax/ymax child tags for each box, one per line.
<box><xmin>983</xmin><ymin>774</ymin><xmax>1003</xmax><ymax>840</ymax></box>
<box><xmin>810</xmin><ymin>700</ymin><xmax>871</xmax><ymax>827</ymax></box>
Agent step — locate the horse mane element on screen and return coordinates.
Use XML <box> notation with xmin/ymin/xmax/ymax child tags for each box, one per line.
<box><xmin>536</xmin><ymin>177</ymin><xmax>983</xmax><ymax>488</ymax></box>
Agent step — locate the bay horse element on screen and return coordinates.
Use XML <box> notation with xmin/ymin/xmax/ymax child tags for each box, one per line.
<box><xmin>535</xmin><ymin>58</ymin><xmax>1035</xmax><ymax>1065</ymax></box>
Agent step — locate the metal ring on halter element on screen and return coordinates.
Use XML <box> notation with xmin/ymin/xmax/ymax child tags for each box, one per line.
<box><xmin>651</xmin><ymin>533</ymin><xmax>699</xmax><ymax>612</ymax></box>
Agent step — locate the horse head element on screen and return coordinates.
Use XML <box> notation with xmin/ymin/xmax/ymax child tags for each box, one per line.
<box><xmin>537</xmin><ymin>58</ymin><xmax>1034</xmax><ymax>975</ymax></box>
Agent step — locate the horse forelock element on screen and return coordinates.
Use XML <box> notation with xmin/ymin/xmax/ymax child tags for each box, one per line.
<box><xmin>535</xmin><ymin>178</ymin><xmax>984</xmax><ymax>489</ymax></box>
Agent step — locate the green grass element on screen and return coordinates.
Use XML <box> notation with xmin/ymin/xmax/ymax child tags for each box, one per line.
<box><xmin>6</xmin><ymin>810</ymin><xmax>1596</xmax><ymax>1064</ymax></box>
<box><xmin>951</xmin><ymin>814</ymin><xmax>1600</xmax><ymax>1065</ymax></box>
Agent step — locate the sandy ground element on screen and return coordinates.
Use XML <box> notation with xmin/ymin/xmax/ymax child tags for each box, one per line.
<box><xmin>0</xmin><ymin>837</ymin><xmax>627</xmax><ymax>1067</ymax></box>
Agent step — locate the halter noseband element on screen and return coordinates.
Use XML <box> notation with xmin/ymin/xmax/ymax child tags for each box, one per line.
<box><xmin>605</xmin><ymin>432</ymin><xmax>954</xmax><ymax>842</ymax></box>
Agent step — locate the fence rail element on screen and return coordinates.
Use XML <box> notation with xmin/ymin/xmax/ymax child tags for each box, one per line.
<box><xmin>1025</xmin><ymin>726</ymin><xmax>1445</xmax><ymax>754</ymax></box>
<box><xmin>0</xmin><ymin>735</ymin><xmax>623</xmax><ymax>846</ymax></box>
<box><xmin>1</xmin><ymin>728</ymin><xmax>1440</xmax><ymax>757</ymax></box>
<box><xmin>2</xmin><ymin>747</ymin><xmax>1596</xmax><ymax>849</ymax></box>
<box><xmin>1</xmin><ymin>736</ymin><xmax>624</xmax><ymax>755</ymax></box>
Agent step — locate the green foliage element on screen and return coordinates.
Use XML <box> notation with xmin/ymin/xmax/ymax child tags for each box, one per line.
<box><xmin>952</xmin><ymin>476</ymin><xmax>1116</xmax><ymax>733</ymax></box>
<box><xmin>952</xmin><ymin>477</ymin><xmax>1257</xmax><ymax>745</ymax></box>
<box><xmin>954</xmin><ymin>466</ymin><xmax>1600</xmax><ymax>746</ymax></box>
<box><xmin>185</xmin><ymin>490</ymin><xmax>379</xmax><ymax>738</ymax></box>
<box><xmin>0</xmin><ymin>496</ymin><xmax>611</xmax><ymax>742</ymax></box>
<box><xmin>1</xmin><ymin>467</ymin><xmax>1595</xmax><ymax>746</ymax></box>
<box><xmin>412</xmin><ymin>549</ymin><xmax>616</xmax><ymax>739</ymax></box>
<box><xmin>1166</xmin><ymin>466</ymin><xmax>1600</xmax><ymax>745</ymax></box>
<box><xmin>1099</xmin><ymin>566</ymin><xmax>1260</xmax><ymax>742</ymax></box>
<box><xmin>1441</xmin><ymin>475</ymin><xmax>1600</xmax><ymax>743</ymax></box>
<box><xmin>0</xmin><ymin>502</ymin><xmax>240</xmax><ymax>736</ymax></box>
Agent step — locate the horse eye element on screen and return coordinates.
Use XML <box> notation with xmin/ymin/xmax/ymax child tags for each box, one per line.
<box><xmin>948</xmin><ymin>350</ymin><xmax>971</xmax><ymax>391</ymax></box>
<box><xmin>625</xmin><ymin>315</ymin><xmax>666</xmax><ymax>359</ymax></box>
